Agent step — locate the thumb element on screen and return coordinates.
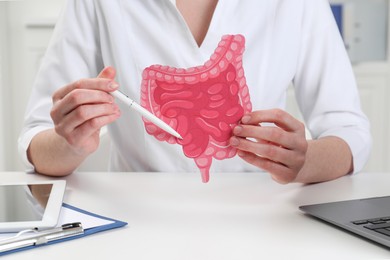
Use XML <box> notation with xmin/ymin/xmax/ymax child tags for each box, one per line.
<box><xmin>97</xmin><ymin>66</ymin><xmax>116</xmax><ymax>80</ymax></box>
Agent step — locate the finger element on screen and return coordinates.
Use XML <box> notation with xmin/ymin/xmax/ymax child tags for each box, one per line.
<box><xmin>53</xmin><ymin>66</ymin><xmax>117</xmax><ymax>103</ymax></box>
<box><xmin>230</xmin><ymin>136</ymin><xmax>296</xmax><ymax>165</ymax></box>
<box><xmin>51</xmin><ymin>88</ymin><xmax>116</xmax><ymax>122</ymax></box>
<box><xmin>59</xmin><ymin>112</ymin><xmax>118</xmax><ymax>147</ymax></box>
<box><xmin>97</xmin><ymin>66</ymin><xmax>116</xmax><ymax>79</ymax></box>
<box><xmin>55</xmin><ymin>103</ymin><xmax>120</xmax><ymax>137</ymax></box>
<box><xmin>241</xmin><ymin>109</ymin><xmax>305</xmax><ymax>132</ymax></box>
<box><xmin>53</xmin><ymin>78</ymin><xmax>119</xmax><ymax>103</ymax></box>
<box><xmin>236</xmin><ymin>150</ymin><xmax>296</xmax><ymax>184</ymax></box>
<box><xmin>232</xmin><ymin>125</ymin><xmax>297</xmax><ymax>150</ymax></box>
<box><xmin>65</xmin><ymin>113</ymin><xmax>120</xmax><ymax>147</ymax></box>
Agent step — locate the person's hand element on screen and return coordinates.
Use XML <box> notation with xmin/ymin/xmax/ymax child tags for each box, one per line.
<box><xmin>50</xmin><ymin>67</ymin><xmax>121</xmax><ymax>157</ymax></box>
<box><xmin>229</xmin><ymin>109</ymin><xmax>308</xmax><ymax>184</ymax></box>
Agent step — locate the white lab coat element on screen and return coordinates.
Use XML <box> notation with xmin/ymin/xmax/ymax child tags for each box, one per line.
<box><xmin>19</xmin><ymin>0</ymin><xmax>371</xmax><ymax>176</ymax></box>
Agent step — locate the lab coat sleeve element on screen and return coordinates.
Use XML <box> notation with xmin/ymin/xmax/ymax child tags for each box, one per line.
<box><xmin>292</xmin><ymin>0</ymin><xmax>372</xmax><ymax>173</ymax></box>
<box><xmin>18</xmin><ymin>0</ymin><xmax>104</xmax><ymax>170</ymax></box>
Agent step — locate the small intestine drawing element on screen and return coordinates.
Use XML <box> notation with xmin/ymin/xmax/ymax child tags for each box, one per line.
<box><xmin>140</xmin><ymin>34</ymin><xmax>252</xmax><ymax>183</ymax></box>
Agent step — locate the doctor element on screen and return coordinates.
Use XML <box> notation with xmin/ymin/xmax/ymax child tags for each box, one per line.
<box><xmin>19</xmin><ymin>0</ymin><xmax>371</xmax><ymax>184</ymax></box>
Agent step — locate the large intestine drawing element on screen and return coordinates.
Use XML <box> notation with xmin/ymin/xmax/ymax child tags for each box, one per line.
<box><xmin>140</xmin><ymin>34</ymin><xmax>252</xmax><ymax>182</ymax></box>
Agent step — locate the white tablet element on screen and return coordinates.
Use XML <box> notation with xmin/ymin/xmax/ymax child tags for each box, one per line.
<box><xmin>0</xmin><ymin>180</ymin><xmax>66</xmax><ymax>232</ymax></box>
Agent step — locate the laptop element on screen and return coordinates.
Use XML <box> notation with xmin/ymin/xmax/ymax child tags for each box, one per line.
<box><xmin>299</xmin><ymin>196</ymin><xmax>390</xmax><ymax>248</ymax></box>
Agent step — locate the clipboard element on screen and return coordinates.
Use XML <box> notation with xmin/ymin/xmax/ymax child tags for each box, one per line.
<box><xmin>0</xmin><ymin>203</ymin><xmax>127</xmax><ymax>256</ymax></box>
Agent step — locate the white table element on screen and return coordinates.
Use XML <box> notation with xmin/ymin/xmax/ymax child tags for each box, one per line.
<box><xmin>1</xmin><ymin>171</ymin><xmax>390</xmax><ymax>259</ymax></box>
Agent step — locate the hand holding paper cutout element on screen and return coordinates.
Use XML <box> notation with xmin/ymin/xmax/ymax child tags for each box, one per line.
<box><xmin>140</xmin><ymin>35</ymin><xmax>252</xmax><ymax>182</ymax></box>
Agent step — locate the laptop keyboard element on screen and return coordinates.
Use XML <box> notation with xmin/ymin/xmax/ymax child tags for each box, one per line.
<box><xmin>352</xmin><ymin>216</ymin><xmax>390</xmax><ymax>237</ymax></box>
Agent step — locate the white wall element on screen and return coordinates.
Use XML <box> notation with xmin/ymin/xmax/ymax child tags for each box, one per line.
<box><xmin>0</xmin><ymin>3</ymin><xmax>8</xmax><ymax>171</ymax></box>
<box><xmin>1</xmin><ymin>0</ymin><xmax>109</xmax><ymax>172</ymax></box>
<box><xmin>330</xmin><ymin>0</ymin><xmax>388</xmax><ymax>63</ymax></box>
<box><xmin>1</xmin><ymin>0</ymin><xmax>65</xmax><ymax>171</ymax></box>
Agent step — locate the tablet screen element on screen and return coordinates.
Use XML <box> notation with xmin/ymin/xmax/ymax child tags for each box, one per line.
<box><xmin>0</xmin><ymin>184</ymin><xmax>53</xmax><ymax>222</ymax></box>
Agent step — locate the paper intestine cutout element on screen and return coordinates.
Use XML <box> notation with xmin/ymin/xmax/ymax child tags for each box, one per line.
<box><xmin>140</xmin><ymin>34</ymin><xmax>252</xmax><ymax>183</ymax></box>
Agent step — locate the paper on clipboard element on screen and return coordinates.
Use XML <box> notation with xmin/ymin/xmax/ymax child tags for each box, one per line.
<box><xmin>0</xmin><ymin>204</ymin><xmax>127</xmax><ymax>256</ymax></box>
<box><xmin>58</xmin><ymin>205</ymin><xmax>114</xmax><ymax>230</ymax></box>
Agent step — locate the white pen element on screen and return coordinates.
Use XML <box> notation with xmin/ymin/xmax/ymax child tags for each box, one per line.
<box><xmin>111</xmin><ymin>90</ymin><xmax>183</xmax><ymax>139</ymax></box>
<box><xmin>0</xmin><ymin>223</ymin><xmax>84</xmax><ymax>254</ymax></box>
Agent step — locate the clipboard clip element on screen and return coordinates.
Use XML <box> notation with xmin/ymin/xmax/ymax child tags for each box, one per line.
<box><xmin>0</xmin><ymin>222</ymin><xmax>84</xmax><ymax>253</ymax></box>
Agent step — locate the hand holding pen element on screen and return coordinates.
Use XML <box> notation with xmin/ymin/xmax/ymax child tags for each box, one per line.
<box><xmin>50</xmin><ymin>67</ymin><xmax>122</xmax><ymax>155</ymax></box>
<box><xmin>43</xmin><ymin>66</ymin><xmax>180</xmax><ymax>176</ymax></box>
<box><xmin>28</xmin><ymin>67</ymin><xmax>124</xmax><ymax>176</ymax></box>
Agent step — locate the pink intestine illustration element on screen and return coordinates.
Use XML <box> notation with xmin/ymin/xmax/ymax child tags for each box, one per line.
<box><xmin>140</xmin><ymin>35</ymin><xmax>252</xmax><ymax>182</ymax></box>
